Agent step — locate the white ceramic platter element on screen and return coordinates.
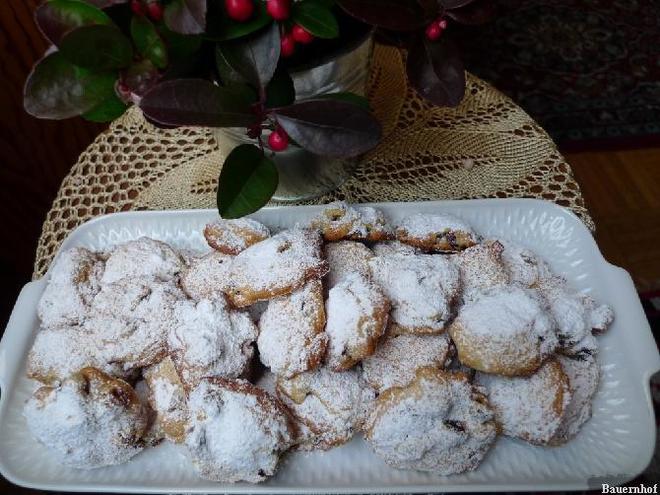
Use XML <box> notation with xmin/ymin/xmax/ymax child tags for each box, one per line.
<box><xmin>1</xmin><ymin>199</ymin><xmax>658</xmax><ymax>493</ymax></box>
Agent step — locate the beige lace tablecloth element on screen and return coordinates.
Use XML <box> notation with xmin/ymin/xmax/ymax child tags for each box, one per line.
<box><xmin>33</xmin><ymin>44</ymin><xmax>593</xmax><ymax>279</ymax></box>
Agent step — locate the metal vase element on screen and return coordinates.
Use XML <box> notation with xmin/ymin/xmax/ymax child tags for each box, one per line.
<box><xmin>214</xmin><ymin>34</ymin><xmax>374</xmax><ymax>202</ymax></box>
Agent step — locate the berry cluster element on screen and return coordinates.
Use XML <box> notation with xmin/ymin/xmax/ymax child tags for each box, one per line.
<box><xmin>425</xmin><ymin>17</ymin><xmax>448</xmax><ymax>41</ymax></box>
<box><xmin>225</xmin><ymin>0</ymin><xmax>315</xmax><ymax>59</ymax></box>
<box><xmin>131</xmin><ymin>0</ymin><xmax>163</xmax><ymax>21</ymax></box>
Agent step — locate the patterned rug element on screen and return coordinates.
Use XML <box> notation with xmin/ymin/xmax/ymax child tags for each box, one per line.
<box><xmin>456</xmin><ymin>0</ymin><xmax>660</xmax><ymax>150</ymax></box>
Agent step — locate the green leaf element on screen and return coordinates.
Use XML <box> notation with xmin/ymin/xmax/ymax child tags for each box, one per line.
<box><xmin>206</xmin><ymin>2</ymin><xmax>272</xmax><ymax>41</ymax></box>
<box><xmin>273</xmin><ymin>99</ymin><xmax>381</xmax><ymax>157</ymax></box>
<box><xmin>139</xmin><ymin>79</ymin><xmax>257</xmax><ymax>127</ymax></box>
<box><xmin>316</xmin><ymin>92</ymin><xmax>370</xmax><ymax>110</ymax></box>
<box><xmin>35</xmin><ymin>0</ymin><xmax>112</xmax><ymax>45</ymax></box>
<box><xmin>218</xmin><ymin>144</ymin><xmax>278</xmax><ymax>218</ymax></box>
<box><xmin>265</xmin><ymin>69</ymin><xmax>295</xmax><ymax>108</ymax></box>
<box><xmin>292</xmin><ymin>0</ymin><xmax>339</xmax><ymax>39</ymax></box>
<box><xmin>24</xmin><ymin>52</ymin><xmax>118</xmax><ymax>119</ymax></box>
<box><xmin>59</xmin><ymin>25</ymin><xmax>133</xmax><ymax>70</ymax></box>
<box><xmin>215</xmin><ymin>22</ymin><xmax>280</xmax><ymax>96</ymax></box>
<box><xmin>82</xmin><ymin>91</ymin><xmax>127</xmax><ymax>122</ymax></box>
<box><xmin>164</xmin><ymin>0</ymin><xmax>207</xmax><ymax>35</ymax></box>
<box><xmin>131</xmin><ymin>15</ymin><xmax>168</xmax><ymax>69</ymax></box>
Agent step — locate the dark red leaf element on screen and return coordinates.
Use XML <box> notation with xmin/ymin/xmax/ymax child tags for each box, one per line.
<box><xmin>438</xmin><ymin>0</ymin><xmax>476</xmax><ymax>10</ymax></box>
<box><xmin>406</xmin><ymin>35</ymin><xmax>465</xmax><ymax>107</ymax></box>
<box><xmin>164</xmin><ymin>0</ymin><xmax>207</xmax><ymax>34</ymax></box>
<box><xmin>446</xmin><ymin>0</ymin><xmax>495</xmax><ymax>25</ymax></box>
<box><xmin>273</xmin><ymin>99</ymin><xmax>381</xmax><ymax>157</ymax></box>
<box><xmin>337</xmin><ymin>0</ymin><xmax>437</xmax><ymax>31</ymax></box>
<box><xmin>35</xmin><ymin>0</ymin><xmax>112</xmax><ymax>45</ymax></box>
<box><xmin>139</xmin><ymin>79</ymin><xmax>257</xmax><ymax>127</ymax></box>
<box><xmin>215</xmin><ymin>22</ymin><xmax>280</xmax><ymax>96</ymax></box>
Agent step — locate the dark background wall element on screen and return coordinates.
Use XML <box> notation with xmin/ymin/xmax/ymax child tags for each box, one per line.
<box><xmin>0</xmin><ymin>1</ymin><xmax>104</xmax><ymax>330</ymax></box>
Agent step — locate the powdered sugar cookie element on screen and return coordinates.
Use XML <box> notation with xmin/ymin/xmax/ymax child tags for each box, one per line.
<box><xmin>325</xmin><ymin>274</ymin><xmax>389</xmax><ymax>370</ymax></box>
<box><xmin>277</xmin><ymin>367</ymin><xmax>376</xmax><ymax>450</ymax></box>
<box><xmin>185</xmin><ymin>378</ymin><xmax>294</xmax><ymax>483</ymax></box>
<box><xmin>257</xmin><ymin>280</ymin><xmax>328</xmax><ymax>378</ymax></box>
<box><xmin>550</xmin><ymin>353</ymin><xmax>600</xmax><ymax>444</ymax></box>
<box><xmin>371</xmin><ymin>240</ymin><xmax>419</xmax><ymax>257</ymax></box>
<box><xmin>143</xmin><ymin>356</ymin><xmax>189</xmax><ymax>444</ymax></box>
<box><xmin>101</xmin><ymin>237</ymin><xmax>184</xmax><ymax>285</ymax></box>
<box><xmin>168</xmin><ymin>298</ymin><xmax>257</xmax><ymax>390</ymax></box>
<box><xmin>324</xmin><ymin>241</ymin><xmax>373</xmax><ymax>288</ymax></box>
<box><xmin>38</xmin><ymin>247</ymin><xmax>104</xmax><ymax>328</ymax></box>
<box><xmin>365</xmin><ymin>368</ymin><xmax>496</xmax><ymax>475</ymax></box>
<box><xmin>86</xmin><ymin>279</ymin><xmax>183</xmax><ymax>370</ymax></box>
<box><xmin>369</xmin><ymin>253</ymin><xmax>460</xmax><ymax>334</ymax></box>
<box><xmin>475</xmin><ymin>358</ymin><xmax>571</xmax><ymax>445</ymax></box>
<box><xmin>27</xmin><ymin>325</ymin><xmax>128</xmax><ymax>385</ymax></box>
<box><xmin>449</xmin><ymin>286</ymin><xmax>558</xmax><ymax>376</ymax></box>
<box><xmin>396</xmin><ymin>213</ymin><xmax>477</xmax><ymax>252</ymax></box>
<box><xmin>204</xmin><ymin>218</ymin><xmax>270</xmax><ymax>255</ymax></box>
<box><xmin>498</xmin><ymin>239</ymin><xmax>552</xmax><ymax>288</ymax></box>
<box><xmin>311</xmin><ymin>201</ymin><xmax>392</xmax><ymax>242</ymax></box>
<box><xmin>24</xmin><ymin>367</ymin><xmax>147</xmax><ymax>469</ymax></box>
<box><xmin>362</xmin><ymin>331</ymin><xmax>452</xmax><ymax>393</ymax></box>
<box><xmin>457</xmin><ymin>240</ymin><xmax>509</xmax><ymax>300</ymax></box>
<box><xmin>226</xmin><ymin>228</ymin><xmax>328</xmax><ymax>307</ymax></box>
<box><xmin>180</xmin><ymin>251</ymin><xmax>233</xmax><ymax>301</ymax></box>
<box><xmin>539</xmin><ymin>276</ymin><xmax>614</xmax><ymax>354</ymax></box>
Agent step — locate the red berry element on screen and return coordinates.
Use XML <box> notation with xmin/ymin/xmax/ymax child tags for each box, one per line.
<box><xmin>147</xmin><ymin>1</ymin><xmax>163</xmax><ymax>21</ymax></box>
<box><xmin>292</xmin><ymin>24</ymin><xmax>314</xmax><ymax>44</ymax></box>
<box><xmin>225</xmin><ymin>0</ymin><xmax>254</xmax><ymax>22</ymax></box>
<box><xmin>425</xmin><ymin>22</ymin><xmax>442</xmax><ymax>41</ymax></box>
<box><xmin>437</xmin><ymin>18</ymin><xmax>448</xmax><ymax>30</ymax></box>
<box><xmin>280</xmin><ymin>33</ymin><xmax>296</xmax><ymax>57</ymax></box>
<box><xmin>131</xmin><ymin>0</ymin><xmax>146</xmax><ymax>16</ymax></box>
<box><xmin>268</xmin><ymin>128</ymin><xmax>289</xmax><ymax>152</ymax></box>
<box><xmin>266</xmin><ymin>0</ymin><xmax>290</xmax><ymax>21</ymax></box>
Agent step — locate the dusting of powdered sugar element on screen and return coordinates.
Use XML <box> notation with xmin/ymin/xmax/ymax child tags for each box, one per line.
<box><xmin>369</xmin><ymin>253</ymin><xmax>459</xmax><ymax>332</ymax></box>
<box><xmin>27</xmin><ymin>326</ymin><xmax>129</xmax><ymax>384</ymax></box>
<box><xmin>185</xmin><ymin>379</ymin><xmax>293</xmax><ymax>483</ymax></box>
<box><xmin>450</xmin><ymin>286</ymin><xmax>558</xmax><ymax>374</ymax></box>
<box><xmin>362</xmin><ymin>332</ymin><xmax>452</xmax><ymax>393</ymax></box>
<box><xmin>227</xmin><ymin>228</ymin><xmax>328</xmax><ymax>306</ymax></box>
<box><xmin>553</xmin><ymin>354</ymin><xmax>600</xmax><ymax>443</ymax></box>
<box><xmin>168</xmin><ymin>298</ymin><xmax>257</xmax><ymax>389</ymax></box>
<box><xmin>539</xmin><ymin>275</ymin><xmax>614</xmax><ymax>350</ymax></box>
<box><xmin>324</xmin><ymin>241</ymin><xmax>373</xmax><ymax>288</ymax></box>
<box><xmin>23</xmin><ymin>375</ymin><xmax>146</xmax><ymax>469</ymax></box>
<box><xmin>457</xmin><ymin>241</ymin><xmax>509</xmax><ymax>301</ymax></box>
<box><xmin>101</xmin><ymin>237</ymin><xmax>184</xmax><ymax>285</ymax></box>
<box><xmin>277</xmin><ymin>367</ymin><xmax>375</xmax><ymax>449</ymax></box>
<box><xmin>475</xmin><ymin>359</ymin><xmax>572</xmax><ymax>445</ymax></box>
<box><xmin>371</xmin><ymin>241</ymin><xmax>419</xmax><ymax>257</ymax></box>
<box><xmin>497</xmin><ymin>239</ymin><xmax>552</xmax><ymax>288</ymax></box>
<box><xmin>38</xmin><ymin>247</ymin><xmax>104</xmax><ymax>328</ymax></box>
<box><xmin>204</xmin><ymin>218</ymin><xmax>270</xmax><ymax>254</ymax></box>
<box><xmin>180</xmin><ymin>251</ymin><xmax>234</xmax><ymax>301</ymax></box>
<box><xmin>258</xmin><ymin>279</ymin><xmax>327</xmax><ymax>378</ymax></box>
<box><xmin>365</xmin><ymin>369</ymin><xmax>496</xmax><ymax>475</ymax></box>
<box><xmin>324</xmin><ymin>274</ymin><xmax>389</xmax><ymax>370</ymax></box>
<box><xmin>85</xmin><ymin>278</ymin><xmax>184</xmax><ymax>370</ymax></box>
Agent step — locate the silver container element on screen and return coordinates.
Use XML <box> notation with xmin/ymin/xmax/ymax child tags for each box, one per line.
<box><xmin>214</xmin><ymin>33</ymin><xmax>374</xmax><ymax>202</ymax></box>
